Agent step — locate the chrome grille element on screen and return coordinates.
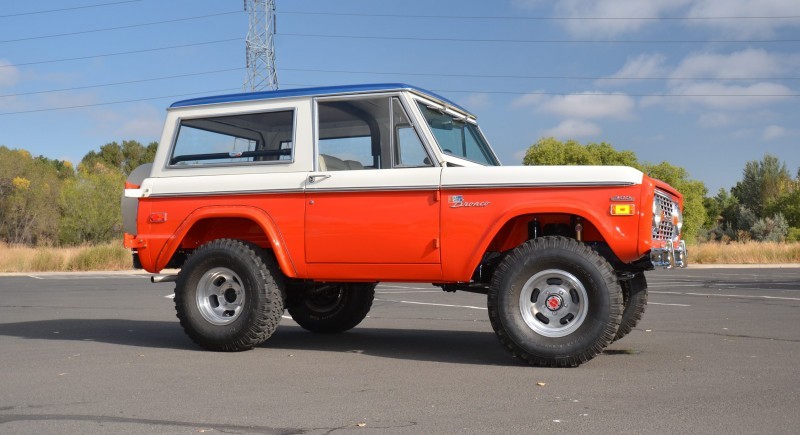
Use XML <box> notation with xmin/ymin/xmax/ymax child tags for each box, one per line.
<box><xmin>653</xmin><ymin>190</ymin><xmax>676</xmax><ymax>241</ymax></box>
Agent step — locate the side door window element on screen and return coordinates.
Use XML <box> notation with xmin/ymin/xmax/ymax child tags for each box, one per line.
<box><xmin>317</xmin><ymin>98</ymin><xmax>387</xmax><ymax>171</ymax></box>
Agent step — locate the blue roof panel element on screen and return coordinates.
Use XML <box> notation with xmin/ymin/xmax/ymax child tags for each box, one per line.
<box><xmin>169</xmin><ymin>83</ymin><xmax>469</xmax><ymax>113</ymax></box>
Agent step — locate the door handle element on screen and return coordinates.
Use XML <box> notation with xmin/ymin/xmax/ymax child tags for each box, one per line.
<box><xmin>308</xmin><ymin>174</ymin><xmax>331</xmax><ymax>183</ymax></box>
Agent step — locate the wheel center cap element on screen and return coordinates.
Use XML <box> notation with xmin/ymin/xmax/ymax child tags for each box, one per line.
<box><xmin>545</xmin><ymin>294</ymin><xmax>563</xmax><ymax>311</ymax></box>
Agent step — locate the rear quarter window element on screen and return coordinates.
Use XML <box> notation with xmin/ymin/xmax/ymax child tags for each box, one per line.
<box><xmin>170</xmin><ymin>110</ymin><xmax>294</xmax><ymax>166</ymax></box>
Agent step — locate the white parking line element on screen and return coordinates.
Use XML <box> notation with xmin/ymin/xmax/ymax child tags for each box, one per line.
<box><xmin>165</xmin><ymin>294</ymin><xmax>175</xmax><ymax>299</ymax></box>
<box><xmin>377</xmin><ymin>285</ymin><xmax>437</xmax><ymax>290</ymax></box>
<box><xmin>27</xmin><ymin>274</ymin><xmax>144</xmax><ymax>280</ymax></box>
<box><xmin>649</xmin><ymin>302</ymin><xmax>691</xmax><ymax>307</ymax></box>
<box><xmin>376</xmin><ymin>298</ymin><xmax>487</xmax><ymax>310</ymax></box>
<box><xmin>376</xmin><ymin>290</ymin><xmax>441</xmax><ymax>294</ymax></box>
<box><xmin>651</xmin><ymin>291</ymin><xmax>800</xmax><ymax>302</ymax></box>
<box><xmin>649</xmin><ymin>283</ymin><xmax>705</xmax><ymax>288</ymax></box>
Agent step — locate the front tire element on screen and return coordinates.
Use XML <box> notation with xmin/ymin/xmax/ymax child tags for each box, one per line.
<box><xmin>174</xmin><ymin>239</ymin><xmax>284</xmax><ymax>351</ymax></box>
<box><xmin>488</xmin><ymin>237</ymin><xmax>622</xmax><ymax>367</ymax></box>
<box><xmin>288</xmin><ymin>283</ymin><xmax>376</xmax><ymax>333</ymax></box>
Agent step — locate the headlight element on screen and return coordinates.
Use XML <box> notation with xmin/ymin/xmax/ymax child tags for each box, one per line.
<box><xmin>673</xmin><ymin>203</ymin><xmax>683</xmax><ymax>235</ymax></box>
<box><xmin>653</xmin><ymin>201</ymin><xmax>663</xmax><ymax>227</ymax></box>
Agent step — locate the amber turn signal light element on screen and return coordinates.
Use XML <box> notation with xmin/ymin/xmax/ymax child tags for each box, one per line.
<box><xmin>610</xmin><ymin>204</ymin><xmax>635</xmax><ymax>216</ymax></box>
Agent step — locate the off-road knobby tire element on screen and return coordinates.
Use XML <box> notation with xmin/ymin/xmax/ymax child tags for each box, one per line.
<box><xmin>288</xmin><ymin>283</ymin><xmax>376</xmax><ymax>333</ymax></box>
<box><xmin>613</xmin><ymin>272</ymin><xmax>648</xmax><ymax>342</ymax></box>
<box><xmin>174</xmin><ymin>239</ymin><xmax>284</xmax><ymax>351</ymax></box>
<box><xmin>488</xmin><ymin>236</ymin><xmax>622</xmax><ymax>367</ymax></box>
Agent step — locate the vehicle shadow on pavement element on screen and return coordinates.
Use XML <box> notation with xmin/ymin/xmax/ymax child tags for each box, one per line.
<box><xmin>266</xmin><ymin>325</ymin><xmax>520</xmax><ymax>366</ymax></box>
<box><xmin>0</xmin><ymin>318</ymin><xmax>195</xmax><ymax>351</ymax></box>
<box><xmin>0</xmin><ymin>319</ymin><xmax>521</xmax><ymax>365</ymax></box>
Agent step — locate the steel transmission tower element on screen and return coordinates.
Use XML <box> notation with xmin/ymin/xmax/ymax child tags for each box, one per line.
<box><xmin>244</xmin><ymin>0</ymin><xmax>278</xmax><ymax>91</ymax></box>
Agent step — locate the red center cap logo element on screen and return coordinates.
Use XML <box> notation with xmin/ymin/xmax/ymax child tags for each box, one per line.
<box><xmin>545</xmin><ymin>295</ymin><xmax>562</xmax><ymax>311</ymax></box>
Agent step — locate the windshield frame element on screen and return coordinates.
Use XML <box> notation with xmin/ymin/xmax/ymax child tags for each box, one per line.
<box><xmin>414</xmin><ymin>99</ymin><xmax>500</xmax><ymax>166</ymax></box>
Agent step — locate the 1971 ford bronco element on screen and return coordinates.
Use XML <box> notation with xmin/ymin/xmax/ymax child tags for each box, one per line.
<box><xmin>122</xmin><ymin>83</ymin><xmax>687</xmax><ymax>367</ymax></box>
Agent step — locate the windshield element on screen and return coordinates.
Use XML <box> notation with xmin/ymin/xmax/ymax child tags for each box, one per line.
<box><xmin>417</xmin><ymin>102</ymin><xmax>499</xmax><ymax>166</ymax></box>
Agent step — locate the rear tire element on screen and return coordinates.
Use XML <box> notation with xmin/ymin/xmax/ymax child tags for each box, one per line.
<box><xmin>288</xmin><ymin>283</ymin><xmax>376</xmax><ymax>333</ymax></box>
<box><xmin>174</xmin><ymin>239</ymin><xmax>284</xmax><ymax>351</ymax></box>
<box><xmin>613</xmin><ymin>272</ymin><xmax>648</xmax><ymax>342</ymax></box>
<box><xmin>488</xmin><ymin>236</ymin><xmax>622</xmax><ymax>367</ymax></box>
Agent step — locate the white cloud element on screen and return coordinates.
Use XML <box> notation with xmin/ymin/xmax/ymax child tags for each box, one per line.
<box><xmin>511</xmin><ymin>92</ymin><xmax>547</xmax><ymax>108</ymax></box>
<box><xmin>512</xmin><ymin>0</ymin><xmax>799</xmax><ymax>37</ymax></box>
<box><xmin>539</xmin><ymin>92</ymin><xmax>635</xmax><ymax>120</ymax></box>
<box><xmin>0</xmin><ymin>59</ymin><xmax>21</xmax><ymax>88</ymax></box>
<box><xmin>657</xmin><ymin>81</ymin><xmax>793</xmax><ymax>111</ymax></box>
<box><xmin>671</xmin><ymin>49</ymin><xmax>800</xmax><ymax>81</ymax></box>
<box><xmin>762</xmin><ymin>125</ymin><xmax>786</xmax><ymax>140</ymax></box>
<box><xmin>596</xmin><ymin>53</ymin><xmax>668</xmax><ymax>87</ymax></box>
<box><xmin>460</xmin><ymin>93</ymin><xmax>491</xmax><ymax>110</ymax></box>
<box><xmin>556</xmin><ymin>0</ymin><xmax>692</xmax><ymax>36</ymax></box>
<box><xmin>686</xmin><ymin>0</ymin><xmax>800</xmax><ymax>37</ymax></box>
<box><xmin>87</xmin><ymin>103</ymin><xmax>164</xmax><ymax>138</ymax></box>
<box><xmin>543</xmin><ymin>119</ymin><xmax>602</xmax><ymax>138</ymax></box>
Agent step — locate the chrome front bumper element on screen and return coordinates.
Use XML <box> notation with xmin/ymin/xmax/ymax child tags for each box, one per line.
<box><xmin>650</xmin><ymin>240</ymin><xmax>688</xmax><ymax>269</ymax></box>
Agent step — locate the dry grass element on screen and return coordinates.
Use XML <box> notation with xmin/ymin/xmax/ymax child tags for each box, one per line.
<box><xmin>690</xmin><ymin>241</ymin><xmax>800</xmax><ymax>264</ymax></box>
<box><xmin>0</xmin><ymin>243</ymin><xmax>131</xmax><ymax>272</ymax></box>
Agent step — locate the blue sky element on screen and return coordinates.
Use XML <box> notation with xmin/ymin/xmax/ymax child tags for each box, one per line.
<box><xmin>1</xmin><ymin>0</ymin><xmax>798</xmax><ymax>193</ymax></box>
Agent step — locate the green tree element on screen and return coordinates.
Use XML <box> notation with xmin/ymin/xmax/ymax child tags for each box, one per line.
<box><xmin>731</xmin><ymin>154</ymin><xmax>792</xmax><ymax>218</ymax></box>
<box><xmin>58</xmin><ymin>164</ymin><xmax>126</xmax><ymax>245</ymax></box>
<box><xmin>765</xmin><ymin>184</ymin><xmax>800</xmax><ymax>228</ymax></box>
<box><xmin>523</xmin><ymin>137</ymin><xmax>640</xmax><ymax>167</ymax></box>
<box><xmin>80</xmin><ymin>140</ymin><xmax>157</xmax><ymax>176</ymax></box>
<box><xmin>0</xmin><ymin>146</ymin><xmax>67</xmax><ymax>245</ymax></box>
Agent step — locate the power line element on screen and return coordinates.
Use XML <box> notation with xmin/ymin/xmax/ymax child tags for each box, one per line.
<box><xmin>280</xmin><ymin>32</ymin><xmax>800</xmax><ymax>44</ymax></box>
<box><xmin>0</xmin><ymin>88</ymin><xmax>241</xmax><ymax>116</ymax></box>
<box><xmin>0</xmin><ymin>10</ymin><xmax>241</xmax><ymax>44</ymax></box>
<box><xmin>5</xmin><ymin>66</ymin><xmax>797</xmax><ymax>99</ymax></box>
<box><xmin>0</xmin><ymin>0</ymin><xmax>142</xmax><ymax>18</ymax></box>
<box><xmin>0</xmin><ymin>38</ymin><xmax>240</xmax><ymax>69</ymax></box>
<box><xmin>2</xmin><ymin>86</ymin><xmax>797</xmax><ymax>116</ymax></box>
<box><xmin>283</xmin><ymin>67</ymin><xmax>800</xmax><ymax>82</ymax></box>
<box><xmin>279</xmin><ymin>10</ymin><xmax>800</xmax><ymax>21</ymax></box>
<box><xmin>0</xmin><ymin>67</ymin><xmax>243</xmax><ymax>98</ymax></box>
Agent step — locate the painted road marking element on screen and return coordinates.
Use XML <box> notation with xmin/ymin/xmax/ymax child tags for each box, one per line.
<box><xmin>376</xmin><ymin>298</ymin><xmax>486</xmax><ymax>310</ymax></box>
<box><xmin>377</xmin><ymin>285</ymin><xmax>437</xmax><ymax>290</ymax></box>
<box><xmin>27</xmin><ymin>274</ymin><xmax>145</xmax><ymax>280</ymax></box>
<box><xmin>651</xmin><ymin>291</ymin><xmax>800</xmax><ymax>302</ymax></box>
<box><xmin>650</xmin><ymin>302</ymin><xmax>691</xmax><ymax>307</ymax></box>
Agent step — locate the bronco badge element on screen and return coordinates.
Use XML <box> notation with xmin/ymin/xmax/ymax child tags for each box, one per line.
<box><xmin>449</xmin><ymin>195</ymin><xmax>491</xmax><ymax>208</ymax></box>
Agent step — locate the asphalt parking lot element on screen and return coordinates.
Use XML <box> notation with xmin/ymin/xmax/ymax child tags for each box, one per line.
<box><xmin>0</xmin><ymin>267</ymin><xmax>798</xmax><ymax>434</ymax></box>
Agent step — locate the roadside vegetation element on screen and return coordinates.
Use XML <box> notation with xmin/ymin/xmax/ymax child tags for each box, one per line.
<box><xmin>0</xmin><ymin>138</ymin><xmax>798</xmax><ymax>272</ymax></box>
<box><xmin>0</xmin><ymin>242</ymin><xmax>130</xmax><ymax>272</ymax></box>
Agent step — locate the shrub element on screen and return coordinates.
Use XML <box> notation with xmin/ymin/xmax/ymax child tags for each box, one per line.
<box><xmin>750</xmin><ymin>213</ymin><xmax>789</xmax><ymax>242</ymax></box>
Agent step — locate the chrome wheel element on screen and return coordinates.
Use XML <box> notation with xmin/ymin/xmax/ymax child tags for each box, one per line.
<box><xmin>519</xmin><ymin>269</ymin><xmax>589</xmax><ymax>338</ymax></box>
<box><xmin>196</xmin><ymin>267</ymin><xmax>245</xmax><ymax>325</ymax></box>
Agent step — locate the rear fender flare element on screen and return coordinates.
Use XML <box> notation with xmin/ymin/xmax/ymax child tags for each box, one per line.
<box><xmin>155</xmin><ymin>205</ymin><xmax>298</xmax><ymax>277</ymax></box>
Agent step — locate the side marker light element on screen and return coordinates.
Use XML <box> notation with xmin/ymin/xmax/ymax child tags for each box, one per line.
<box><xmin>610</xmin><ymin>204</ymin><xmax>635</xmax><ymax>216</ymax></box>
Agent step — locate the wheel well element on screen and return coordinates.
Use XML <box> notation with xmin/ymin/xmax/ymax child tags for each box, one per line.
<box><xmin>474</xmin><ymin>213</ymin><xmax>623</xmax><ymax>283</ymax></box>
<box><xmin>169</xmin><ymin>217</ymin><xmax>273</xmax><ymax>268</ymax></box>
